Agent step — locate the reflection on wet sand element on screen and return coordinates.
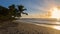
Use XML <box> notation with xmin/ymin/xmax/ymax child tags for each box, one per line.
<box><xmin>35</xmin><ymin>22</ymin><xmax>60</xmax><ymax>30</ymax></box>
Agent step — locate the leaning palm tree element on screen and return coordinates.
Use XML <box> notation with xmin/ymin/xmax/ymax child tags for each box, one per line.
<box><xmin>17</xmin><ymin>5</ymin><xmax>28</xmax><ymax>17</ymax></box>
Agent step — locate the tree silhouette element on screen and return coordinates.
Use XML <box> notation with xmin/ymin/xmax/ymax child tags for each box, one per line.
<box><xmin>0</xmin><ymin>6</ymin><xmax>8</xmax><ymax>15</ymax></box>
<box><xmin>18</xmin><ymin>5</ymin><xmax>28</xmax><ymax>17</ymax></box>
<box><xmin>0</xmin><ymin>6</ymin><xmax>9</xmax><ymax>20</ymax></box>
<box><xmin>0</xmin><ymin>4</ymin><xmax>28</xmax><ymax>20</ymax></box>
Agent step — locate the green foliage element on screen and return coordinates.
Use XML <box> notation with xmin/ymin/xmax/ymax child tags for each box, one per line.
<box><xmin>0</xmin><ymin>4</ymin><xmax>28</xmax><ymax>21</ymax></box>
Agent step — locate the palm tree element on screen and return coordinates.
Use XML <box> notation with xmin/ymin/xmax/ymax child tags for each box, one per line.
<box><xmin>17</xmin><ymin>5</ymin><xmax>28</xmax><ymax>17</ymax></box>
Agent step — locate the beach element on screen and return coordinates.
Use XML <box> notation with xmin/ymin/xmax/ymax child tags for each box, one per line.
<box><xmin>16</xmin><ymin>21</ymin><xmax>60</xmax><ymax>34</ymax></box>
<box><xmin>0</xmin><ymin>19</ymin><xmax>60</xmax><ymax>34</ymax></box>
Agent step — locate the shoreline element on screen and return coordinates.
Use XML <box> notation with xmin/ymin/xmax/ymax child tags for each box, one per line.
<box><xmin>15</xmin><ymin>21</ymin><xmax>60</xmax><ymax>34</ymax></box>
<box><xmin>0</xmin><ymin>20</ymin><xmax>60</xmax><ymax>34</ymax></box>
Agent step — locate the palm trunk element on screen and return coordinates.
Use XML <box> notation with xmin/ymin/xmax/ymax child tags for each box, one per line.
<box><xmin>20</xmin><ymin>12</ymin><xmax>21</xmax><ymax>17</ymax></box>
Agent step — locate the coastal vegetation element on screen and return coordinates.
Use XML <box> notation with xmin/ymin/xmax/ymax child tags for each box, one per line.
<box><xmin>0</xmin><ymin>4</ymin><xmax>28</xmax><ymax>21</ymax></box>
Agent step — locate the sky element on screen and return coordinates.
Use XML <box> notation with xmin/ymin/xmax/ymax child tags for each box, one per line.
<box><xmin>0</xmin><ymin>0</ymin><xmax>60</xmax><ymax>18</ymax></box>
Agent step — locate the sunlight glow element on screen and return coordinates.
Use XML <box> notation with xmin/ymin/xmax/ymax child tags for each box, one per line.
<box><xmin>51</xmin><ymin>7</ymin><xmax>60</xmax><ymax>19</ymax></box>
<box><xmin>51</xmin><ymin>8</ymin><xmax>60</xmax><ymax>19</ymax></box>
